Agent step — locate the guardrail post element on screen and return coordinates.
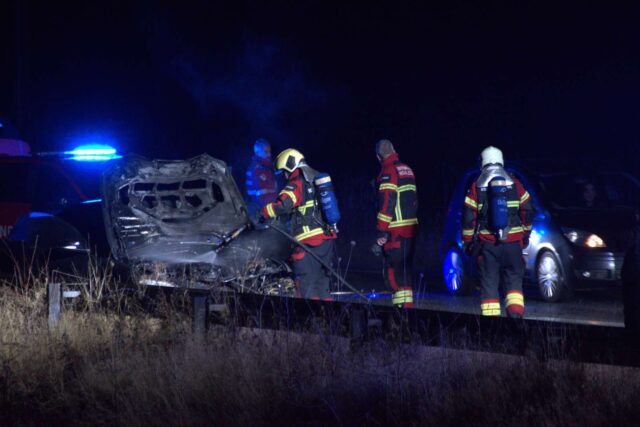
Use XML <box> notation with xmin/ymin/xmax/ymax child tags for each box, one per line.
<box><xmin>350</xmin><ymin>306</ymin><xmax>367</xmax><ymax>342</ymax></box>
<box><xmin>192</xmin><ymin>292</ymin><xmax>208</xmax><ymax>335</ymax></box>
<box><xmin>48</xmin><ymin>282</ymin><xmax>62</xmax><ymax>330</ymax></box>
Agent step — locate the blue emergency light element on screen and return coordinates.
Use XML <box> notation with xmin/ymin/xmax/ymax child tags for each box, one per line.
<box><xmin>65</xmin><ymin>144</ymin><xmax>121</xmax><ymax>161</ymax></box>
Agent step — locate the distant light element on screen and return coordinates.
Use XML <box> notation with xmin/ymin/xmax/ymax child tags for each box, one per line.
<box><xmin>63</xmin><ymin>242</ymin><xmax>81</xmax><ymax>250</ymax></box>
<box><xmin>70</xmin><ymin>154</ymin><xmax>122</xmax><ymax>161</ymax></box>
<box><xmin>65</xmin><ymin>144</ymin><xmax>121</xmax><ymax>161</ymax></box>
<box><xmin>82</xmin><ymin>198</ymin><xmax>102</xmax><ymax>204</ymax></box>
<box><xmin>366</xmin><ymin>292</ymin><xmax>391</xmax><ymax>299</ymax></box>
<box><xmin>67</xmin><ymin>144</ymin><xmax>116</xmax><ymax>155</ymax></box>
<box><xmin>28</xmin><ymin>212</ymin><xmax>52</xmax><ymax>218</ymax></box>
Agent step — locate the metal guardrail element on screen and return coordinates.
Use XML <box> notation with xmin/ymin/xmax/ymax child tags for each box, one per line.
<box><xmin>192</xmin><ymin>291</ymin><xmax>640</xmax><ymax>367</ymax></box>
<box><xmin>47</xmin><ymin>283</ymin><xmax>640</xmax><ymax>367</ymax></box>
<box><xmin>47</xmin><ymin>282</ymin><xmax>83</xmax><ymax>329</ymax></box>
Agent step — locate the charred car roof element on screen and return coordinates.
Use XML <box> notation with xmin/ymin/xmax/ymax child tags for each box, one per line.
<box><xmin>101</xmin><ymin>154</ymin><xmax>250</xmax><ymax>264</ymax></box>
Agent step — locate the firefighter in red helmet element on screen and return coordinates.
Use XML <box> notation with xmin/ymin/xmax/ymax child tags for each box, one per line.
<box><xmin>462</xmin><ymin>146</ymin><xmax>533</xmax><ymax>318</ymax></box>
<box><xmin>261</xmin><ymin>148</ymin><xmax>337</xmax><ymax>300</ymax></box>
<box><xmin>372</xmin><ymin>139</ymin><xmax>419</xmax><ymax>308</ymax></box>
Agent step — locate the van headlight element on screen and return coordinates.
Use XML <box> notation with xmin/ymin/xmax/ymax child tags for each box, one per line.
<box><xmin>562</xmin><ymin>228</ymin><xmax>606</xmax><ymax>248</ymax></box>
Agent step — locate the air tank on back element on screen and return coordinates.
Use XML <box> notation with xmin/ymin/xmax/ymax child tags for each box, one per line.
<box><xmin>314</xmin><ymin>172</ymin><xmax>341</xmax><ymax>229</ymax></box>
<box><xmin>488</xmin><ymin>176</ymin><xmax>509</xmax><ymax>240</ymax></box>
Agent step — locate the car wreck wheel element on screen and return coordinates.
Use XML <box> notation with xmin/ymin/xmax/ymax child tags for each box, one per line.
<box><xmin>536</xmin><ymin>251</ymin><xmax>567</xmax><ymax>302</ymax></box>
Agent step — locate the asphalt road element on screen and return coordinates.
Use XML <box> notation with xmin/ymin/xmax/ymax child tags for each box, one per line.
<box><xmin>336</xmin><ymin>270</ymin><xmax>624</xmax><ymax>328</ymax></box>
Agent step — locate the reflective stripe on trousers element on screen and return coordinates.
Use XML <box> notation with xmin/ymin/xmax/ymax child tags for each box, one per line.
<box><xmin>481</xmin><ymin>299</ymin><xmax>501</xmax><ymax>316</ymax></box>
<box><xmin>505</xmin><ymin>290</ymin><xmax>524</xmax><ymax>317</ymax></box>
<box><xmin>383</xmin><ymin>235</ymin><xmax>415</xmax><ymax>308</ymax></box>
<box><xmin>393</xmin><ymin>289</ymin><xmax>413</xmax><ymax>306</ymax></box>
<box><xmin>477</xmin><ymin>242</ymin><xmax>526</xmax><ymax>317</ymax></box>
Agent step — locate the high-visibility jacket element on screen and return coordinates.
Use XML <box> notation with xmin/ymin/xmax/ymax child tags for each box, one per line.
<box><xmin>261</xmin><ymin>168</ymin><xmax>336</xmax><ymax>246</ymax></box>
<box><xmin>245</xmin><ymin>155</ymin><xmax>278</xmax><ymax>207</ymax></box>
<box><xmin>462</xmin><ymin>175</ymin><xmax>533</xmax><ymax>244</ymax></box>
<box><xmin>376</xmin><ymin>153</ymin><xmax>419</xmax><ymax>239</ymax></box>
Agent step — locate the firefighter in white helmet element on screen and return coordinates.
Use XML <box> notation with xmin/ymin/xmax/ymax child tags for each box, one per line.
<box><xmin>461</xmin><ymin>146</ymin><xmax>533</xmax><ymax>318</ymax></box>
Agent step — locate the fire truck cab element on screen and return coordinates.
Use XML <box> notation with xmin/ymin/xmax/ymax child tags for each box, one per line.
<box><xmin>0</xmin><ymin>124</ymin><xmax>89</xmax><ymax>238</ymax></box>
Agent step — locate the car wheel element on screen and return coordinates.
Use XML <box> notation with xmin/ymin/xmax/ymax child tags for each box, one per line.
<box><xmin>536</xmin><ymin>251</ymin><xmax>568</xmax><ymax>302</ymax></box>
<box><xmin>443</xmin><ymin>247</ymin><xmax>473</xmax><ymax>296</ymax></box>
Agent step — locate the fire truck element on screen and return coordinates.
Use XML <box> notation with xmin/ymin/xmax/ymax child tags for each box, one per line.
<box><xmin>0</xmin><ymin>118</ymin><xmax>117</xmax><ymax>238</ymax></box>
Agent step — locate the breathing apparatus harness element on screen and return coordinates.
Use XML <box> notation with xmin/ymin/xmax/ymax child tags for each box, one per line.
<box><xmin>474</xmin><ymin>164</ymin><xmax>514</xmax><ymax>243</ymax></box>
<box><xmin>298</xmin><ymin>164</ymin><xmax>341</xmax><ymax>235</ymax></box>
<box><xmin>263</xmin><ymin>164</ymin><xmax>358</xmax><ymax>298</ymax></box>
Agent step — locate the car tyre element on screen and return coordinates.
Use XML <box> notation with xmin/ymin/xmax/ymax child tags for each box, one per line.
<box><xmin>442</xmin><ymin>246</ymin><xmax>474</xmax><ymax>296</ymax></box>
<box><xmin>536</xmin><ymin>250</ymin><xmax>570</xmax><ymax>302</ymax></box>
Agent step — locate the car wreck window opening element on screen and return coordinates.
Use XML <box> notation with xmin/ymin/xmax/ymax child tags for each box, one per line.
<box><xmin>211</xmin><ymin>182</ymin><xmax>224</xmax><ymax>203</ymax></box>
<box><xmin>182</xmin><ymin>179</ymin><xmax>207</xmax><ymax>190</ymax></box>
<box><xmin>157</xmin><ymin>182</ymin><xmax>180</xmax><ymax>191</ymax></box>
<box><xmin>119</xmin><ymin>185</ymin><xmax>130</xmax><ymax>205</ymax></box>
<box><xmin>142</xmin><ymin>195</ymin><xmax>158</xmax><ymax>209</ymax></box>
<box><xmin>185</xmin><ymin>194</ymin><xmax>203</xmax><ymax>208</ymax></box>
<box><xmin>160</xmin><ymin>195</ymin><xmax>181</xmax><ymax>209</ymax></box>
<box><xmin>133</xmin><ymin>182</ymin><xmax>155</xmax><ymax>193</ymax></box>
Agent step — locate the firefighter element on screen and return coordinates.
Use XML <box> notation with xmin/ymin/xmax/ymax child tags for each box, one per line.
<box><xmin>260</xmin><ymin>148</ymin><xmax>337</xmax><ymax>300</ymax></box>
<box><xmin>462</xmin><ymin>146</ymin><xmax>533</xmax><ymax>318</ymax></box>
<box><xmin>245</xmin><ymin>138</ymin><xmax>278</xmax><ymax>218</ymax></box>
<box><xmin>373</xmin><ymin>139</ymin><xmax>419</xmax><ymax>308</ymax></box>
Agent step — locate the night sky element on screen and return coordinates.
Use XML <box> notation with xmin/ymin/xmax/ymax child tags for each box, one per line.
<box><xmin>2</xmin><ymin>1</ymin><xmax>640</xmax><ymax>205</ymax></box>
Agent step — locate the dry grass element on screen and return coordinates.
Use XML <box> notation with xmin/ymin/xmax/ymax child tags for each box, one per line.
<box><xmin>1</xmin><ymin>282</ymin><xmax>640</xmax><ymax>427</ymax></box>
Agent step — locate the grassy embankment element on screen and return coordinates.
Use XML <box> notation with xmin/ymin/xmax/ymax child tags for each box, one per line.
<box><xmin>1</xmin><ymin>271</ymin><xmax>640</xmax><ymax>426</ymax></box>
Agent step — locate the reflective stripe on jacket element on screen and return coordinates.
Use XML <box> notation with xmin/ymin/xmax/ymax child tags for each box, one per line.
<box><xmin>261</xmin><ymin>169</ymin><xmax>336</xmax><ymax>246</ymax></box>
<box><xmin>462</xmin><ymin>175</ymin><xmax>533</xmax><ymax>244</ymax></box>
<box><xmin>376</xmin><ymin>153</ymin><xmax>419</xmax><ymax>238</ymax></box>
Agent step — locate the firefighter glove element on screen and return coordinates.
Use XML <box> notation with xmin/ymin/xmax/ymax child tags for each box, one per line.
<box><xmin>257</xmin><ymin>215</ymin><xmax>274</xmax><ymax>227</ymax></box>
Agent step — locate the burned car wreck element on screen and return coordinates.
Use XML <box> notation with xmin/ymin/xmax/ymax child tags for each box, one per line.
<box><xmin>102</xmin><ymin>153</ymin><xmax>292</xmax><ymax>294</ymax></box>
<box><xmin>3</xmin><ymin>154</ymin><xmax>294</xmax><ymax>295</ymax></box>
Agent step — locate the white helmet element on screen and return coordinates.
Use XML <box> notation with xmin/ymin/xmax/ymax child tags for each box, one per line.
<box><xmin>480</xmin><ymin>146</ymin><xmax>504</xmax><ymax>168</ymax></box>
